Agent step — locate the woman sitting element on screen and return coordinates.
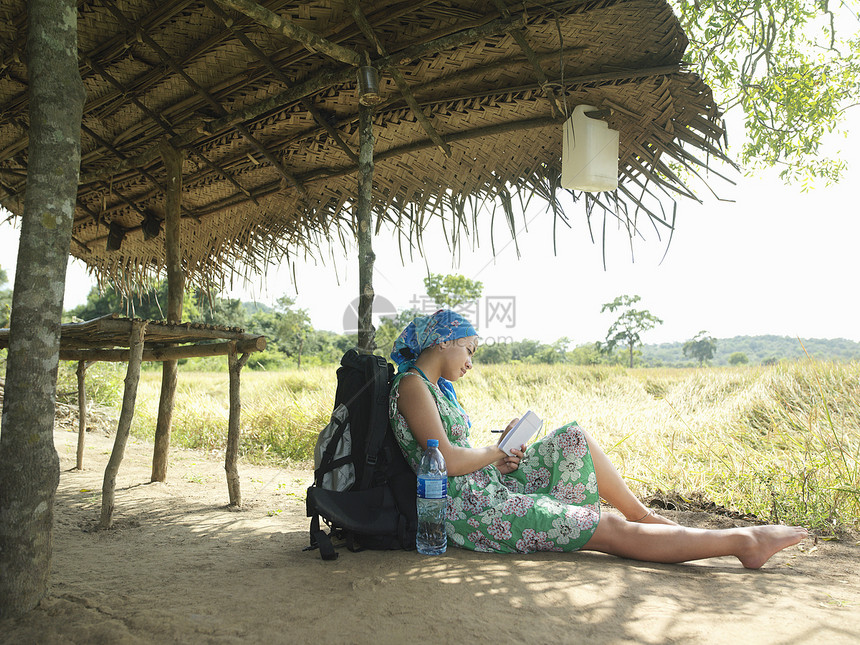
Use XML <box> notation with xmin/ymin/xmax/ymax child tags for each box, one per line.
<box><xmin>389</xmin><ymin>309</ymin><xmax>806</xmax><ymax>567</ymax></box>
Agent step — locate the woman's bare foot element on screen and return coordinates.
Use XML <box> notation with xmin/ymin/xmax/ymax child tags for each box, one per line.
<box><xmin>737</xmin><ymin>525</ymin><xmax>808</xmax><ymax>569</ymax></box>
<box><xmin>629</xmin><ymin>509</ymin><xmax>679</xmax><ymax>526</ymax></box>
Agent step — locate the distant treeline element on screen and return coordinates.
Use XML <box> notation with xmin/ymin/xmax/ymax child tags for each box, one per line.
<box><xmin>471</xmin><ymin>335</ymin><xmax>860</xmax><ymax>367</ymax></box>
<box><xmin>640</xmin><ymin>335</ymin><xmax>860</xmax><ymax>367</ymax></box>
<box><xmin>31</xmin><ymin>283</ymin><xmax>858</xmax><ymax>370</ymax></box>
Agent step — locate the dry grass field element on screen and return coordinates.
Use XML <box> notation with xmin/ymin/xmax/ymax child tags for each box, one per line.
<box><xmin>103</xmin><ymin>360</ymin><xmax>860</xmax><ymax>535</ymax></box>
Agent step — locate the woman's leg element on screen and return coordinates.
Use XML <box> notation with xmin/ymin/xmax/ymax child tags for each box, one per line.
<box><xmin>583</xmin><ymin>513</ymin><xmax>807</xmax><ymax>568</ymax></box>
<box><xmin>581</xmin><ymin>429</ymin><xmax>676</xmax><ymax>525</ymax></box>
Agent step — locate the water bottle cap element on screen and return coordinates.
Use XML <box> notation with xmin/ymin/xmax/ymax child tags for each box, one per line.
<box><xmin>426</xmin><ymin>439</ymin><xmax>439</xmax><ymax>448</ymax></box>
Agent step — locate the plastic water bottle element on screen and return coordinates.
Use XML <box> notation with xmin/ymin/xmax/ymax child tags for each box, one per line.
<box><xmin>416</xmin><ymin>439</ymin><xmax>447</xmax><ymax>555</ymax></box>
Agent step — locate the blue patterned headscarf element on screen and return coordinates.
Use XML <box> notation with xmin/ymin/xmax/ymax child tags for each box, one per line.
<box><xmin>391</xmin><ymin>309</ymin><xmax>477</xmax><ymax>419</ymax></box>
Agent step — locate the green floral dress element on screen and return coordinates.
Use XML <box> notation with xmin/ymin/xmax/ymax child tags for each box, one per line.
<box><xmin>389</xmin><ymin>372</ymin><xmax>601</xmax><ymax>553</ymax></box>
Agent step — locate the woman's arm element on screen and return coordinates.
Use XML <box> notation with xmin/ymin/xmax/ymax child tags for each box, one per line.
<box><xmin>396</xmin><ymin>375</ymin><xmax>505</xmax><ymax>476</ymax></box>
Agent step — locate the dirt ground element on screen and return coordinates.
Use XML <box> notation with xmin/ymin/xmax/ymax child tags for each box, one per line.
<box><xmin>1</xmin><ymin>426</ymin><xmax>858</xmax><ymax>645</ymax></box>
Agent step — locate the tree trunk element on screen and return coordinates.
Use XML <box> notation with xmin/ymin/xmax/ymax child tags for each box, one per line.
<box><xmin>151</xmin><ymin>140</ymin><xmax>185</xmax><ymax>482</ymax></box>
<box><xmin>0</xmin><ymin>0</ymin><xmax>85</xmax><ymax>619</ymax></box>
<box><xmin>356</xmin><ymin>104</ymin><xmax>376</xmax><ymax>352</ymax></box>
<box><xmin>628</xmin><ymin>344</ymin><xmax>634</xmax><ymax>369</ymax></box>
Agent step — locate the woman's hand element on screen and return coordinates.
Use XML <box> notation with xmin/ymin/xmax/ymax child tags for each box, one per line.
<box><xmin>496</xmin><ymin>445</ymin><xmax>524</xmax><ymax>475</ymax></box>
<box><xmin>497</xmin><ymin>417</ymin><xmax>519</xmax><ymax>444</ymax></box>
<box><xmin>494</xmin><ymin>417</ymin><xmax>522</xmax><ymax>474</ymax></box>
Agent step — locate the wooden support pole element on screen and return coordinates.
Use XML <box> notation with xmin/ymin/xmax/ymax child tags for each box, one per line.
<box><xmin>98</xmin><ymin>321</ymin><xmax>147</xmax><ymax>530</ymax></box>
<box><xmin>356</xmin><ymin>104</ymin><xmax>375</xmax><ymax>352</ymax></box>
<box><xmin>203</xmin><ymin>0</ymin><xmax>359</xmax><ymax>164</ymax></box>
<box><xmin>152</xmin><ymin>139</ymin><xmax>185</xmax><ymax>483</ymax></box>
<box><xmin>100</xmin><ymin>0</ymin><xmax>309</xmax><ymax>207</ymax></box>
<box><xmin>508</xmin><ymin>29</ymin><xmax>564</xmax><ymax>118</ymax></box>
<box><xmin>225</xmin><ymin>341</ymin><xmax>250</xmax><ymax>507</ymax></box>
<box><xmin>162</xmin><ymin>143</ymin><xmax>185</xmax><ymax>324</ymax></box>
<box><xmin>75</xmin><ymin>361</ymin><xmax>88</xmax><ymax>470</ymax></box>
<box><xmin>213</xmin><ymin>0</ymin><xmax>361</xmax><ymax>66</ymax></box>
<box><xmin>490</xmin><ymin>0</ymin><xmax>564</xmax><ymax>119</ymax></box>
<box><xmin>346</xmin><ymin>0</ymin><xmax>451</xmax><ymax>156</ymax></box>
<box><xmin>387</xmin><ymin>66</ymin><xmax>452</xmax><ymax>156</ymax></box>
<box><xmin>82</xmin><ymin>56</ymin><xmax>256</xmax><ymax>203</ymax></box>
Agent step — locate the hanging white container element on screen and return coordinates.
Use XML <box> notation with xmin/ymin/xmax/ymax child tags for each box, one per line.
<box><xmin>561</xmin><ymin>104</ymin><xmax>619</xmax><ymax>192</ymax></box>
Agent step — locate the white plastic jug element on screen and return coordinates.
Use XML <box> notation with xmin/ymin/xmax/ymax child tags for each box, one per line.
<box><xmin>561</xmin><ymin>104</ymin><xmax>619</xmax><ymax>192</ymax></box>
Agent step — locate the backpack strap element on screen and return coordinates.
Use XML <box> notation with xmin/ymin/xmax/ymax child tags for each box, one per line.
<box><xmin>306</xmin><ymin>502</ymin><xmax>338</xmax><ymax>560</ymax></box>
<box><xmin>359</xmin><ymin>354</ymin><xmax>390</xmax><ymax>490</ymax></box>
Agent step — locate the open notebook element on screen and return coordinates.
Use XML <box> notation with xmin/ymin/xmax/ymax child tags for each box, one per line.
<box><xmin>498</xmin><ymin>410</ymin><xmax>543</xmax><ymax>456</ymax></box>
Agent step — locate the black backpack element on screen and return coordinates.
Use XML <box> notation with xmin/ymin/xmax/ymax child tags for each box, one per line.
<box><xmin>305</xmin><ymin>348</ymin><xmax>417</xmax><ymax>560</ymax></box>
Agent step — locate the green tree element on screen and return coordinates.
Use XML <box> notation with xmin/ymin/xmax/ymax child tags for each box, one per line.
<box><xmin>599</xmin><ymin>295</ymin><xmax>663</xmax><ymax>368</ymax></box>
<box><xmin>423</xmin><ymin>273</ymin><xmax>483</xmax><ymax>309</ymax></box>
<box><xmin>683</xmin><ymin>331</ymin><xmax>718</xmax><ymax>367</ymax></box>
<box><xmin>728</xmin><ymin>351</ymin><xmax>749</xmax><ymax>366</ymax></box>
<box><xmin>511</xmin><ymin>339</ymin><xmax>543</xmax><ymax>362</ymax></box>
<box><xmin>251</xmin><ymin>296</ymin><xmax>313</xmax><ymax>367</ymax></box>
<box><xmin>304</xmin><ymin>328</ymin><xmax>352</xmax><ymax>364</ymax></box>
<box><xmin>276</xmin><ymin>296</ymin><xmax>312</xmax><ymax>366</ymax></box>
<box><xmin>375</xmin><ymin>308</ymin><xmax>420</xmax><ymax>359</ymax></box>
<box><xmin>0</xmin><ymin>266</ymin><xmax>12</xmax><ymax>328</ymax></box>
<box><xmin>537</xmin><ymin>337</ymin><xmax>571</xmax><ymax>364</ymax></box>
<box><xmin>475</xmin><ymin>341</ymin><xmax>512</xmax><ymax>364</ymax></box>
<box><xmin>675</xmin><ymin>0</ymin><xmax>859</xmax><ymax>183</ymax></box>
<box><xmin>69</xmin><ymin>285</ymin><xmax>122</xmax><ymax>320</ymax></box>
<box><xmin>567</xmin><ymin>343</ymin><xmax>604</xmax><ymax>366</ymax></box>
<box><xmin>71</xmin><ymin>281</ymin><xmax>200</xmax><ymax>322</ymax></box>
<box><xmin>193</xmin><ymin>290</ymin><xmax>249</xmax><ymax>329</ymax></box>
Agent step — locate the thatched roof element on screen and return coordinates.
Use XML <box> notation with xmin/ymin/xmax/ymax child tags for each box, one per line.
<box><xmin>0</xmin><ymin>0</ymin><xmax>732</xmax><ymax>291</ymax></box>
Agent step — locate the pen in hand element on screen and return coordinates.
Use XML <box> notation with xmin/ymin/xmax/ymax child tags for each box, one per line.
<box><xmin>491</xmin><ymin>429</ymin><xmax>504</xmax><ymax>433</ymax></box>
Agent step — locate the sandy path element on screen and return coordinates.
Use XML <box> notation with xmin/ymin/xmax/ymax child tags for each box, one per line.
<box><xmin>1</xmin><ymin>427</ymin><xmax>858</xmax><ymax>644</ymax></box>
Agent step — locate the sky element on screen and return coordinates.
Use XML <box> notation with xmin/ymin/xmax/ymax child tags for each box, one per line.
<box><xmin>2</xmin><ymin>117</ymin><xmax>860</xmax><ymax>348</ymax></box>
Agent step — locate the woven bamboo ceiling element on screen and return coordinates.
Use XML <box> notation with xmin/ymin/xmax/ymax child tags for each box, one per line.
<box><xmin>0</xmin><ymin>0</ymin><xmax>731</xmax><ymax>291</ymax></box>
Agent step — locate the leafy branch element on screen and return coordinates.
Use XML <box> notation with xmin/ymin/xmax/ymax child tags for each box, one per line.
<box><xmin>672</xmin><ymin>0</ymin><xmax>860</xmax><ymax>183</ymax></box>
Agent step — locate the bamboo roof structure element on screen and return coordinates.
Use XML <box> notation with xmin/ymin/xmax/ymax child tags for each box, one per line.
<box><xmin>0</xmin><ymin>0</ymin><xmax>732</xmax><ymax>292</ymax></box>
